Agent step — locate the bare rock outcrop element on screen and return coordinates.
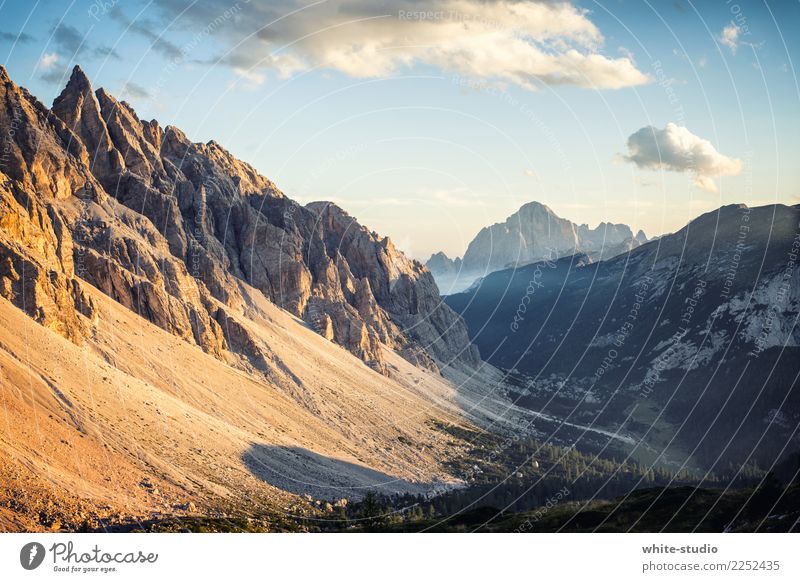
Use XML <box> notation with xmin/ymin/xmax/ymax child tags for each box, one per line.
<box><xmin>0</xmin><ymin>66</ymin><xmax>98</xmax><ymax>342</ymax></box>
<box><xmin>51</xmin><ymin>67</ymin><xmax>124</xmax><ymax>188</ymax></box>
<box><xmin>0</xmin><ymin>178</ymin><xmax>92</xmax><ymax>342</ymax></box>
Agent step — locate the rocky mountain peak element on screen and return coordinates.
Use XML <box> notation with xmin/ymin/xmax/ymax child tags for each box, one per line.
<box><xmin>66</xmin><ymin>65</ymin><xmax>92</xmax><ymax>93</ymax></box>
<box><xmin>517</xmin><ymin>200</ymin><xmax>555</xmax><ymax>216</ymax></box>
<box><xmin>52</xmin><ymin>66</ymin><xmax>125</xmax><ymax>187</ymax></box>
<box><xmin>1</xmin><ymin>65</ymin><xmax>480</xmax><ymax>376</ymax></box>
<box><xmin>427</xmin><ymin>251</ymin><xmax>459</xmax><ymax>264</ymax></box>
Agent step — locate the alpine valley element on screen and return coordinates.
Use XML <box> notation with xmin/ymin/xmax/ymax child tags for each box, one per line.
<box><xmin>0</xmin><ymin>65</ymin><xmax>798</xmax><ymax>533</ymax></box>
<box><xmin>445</xmin><ymin>203</ymin><xmax>800</xmax><ymax>473</ymax></box>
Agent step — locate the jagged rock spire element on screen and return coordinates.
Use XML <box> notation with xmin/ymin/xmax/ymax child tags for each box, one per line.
<box><xmin>52</xmin><ymin>65</ymin><xmax>124</xmax><ymax>186</ymax></box>
<box><xmin>66</xmin><ymin>65</ymin><xmax>92</xmax><ymax>92</ymax></box>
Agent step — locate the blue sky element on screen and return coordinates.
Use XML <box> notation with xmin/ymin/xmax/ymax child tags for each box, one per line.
<box><xmin>1</xmin><ymin>0</ymin><xmax>797</xmax><ymax>259</ymax></box>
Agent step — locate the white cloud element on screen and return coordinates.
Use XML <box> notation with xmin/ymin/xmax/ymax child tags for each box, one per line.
<box><xmin>719</xmin><ymin>23</ymin><xmax>740</xmax><ymax>55</ymax></box>
<box><xmin>622</xmin><ymin>123</ymin><xmax>743</xmax><ymax>193</ymax></box>
<box><xmin>233</xmin><ymin>67</ymin><xmax>267</xmax><ymax>87</ymax></box>
<box><xmin>154</xmin><ymin>0</ymin><xmax>648</xmax><ymax>91</ymax></box>
<box><xmin>38</xmin><ymin>52</ymin><xmax>60</xmax><ymax>70</ymax></box>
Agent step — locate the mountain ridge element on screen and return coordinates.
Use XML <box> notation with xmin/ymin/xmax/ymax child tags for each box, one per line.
<box><xmin>1</xmin><ymin>64</ymin><xmax>478</xmax><ymax>376</ymax></box>
<box><xmin>445</xmin><ymin>202</ymin><xmax>800</xmax><ymax>468</ymax></box>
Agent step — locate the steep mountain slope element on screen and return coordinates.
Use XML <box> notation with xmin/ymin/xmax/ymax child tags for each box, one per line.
<box><xmin>446</xmin><ymin>204</ymin><xmax>800</xmax><ymax>469</ymax></box>
<box><xmin>426</xmin><ymin>201</ymin><xmax>645</xmax><ymax>294</ymax></box>
<box><xmin>0</xmin><ymin>64</ymin><xmax>510</xmax><ymax>530</ymax></box>
<box><xmin>0</xmin><ymin>276</ymin><xmax>485</xmax><ymax>531</ymax></box>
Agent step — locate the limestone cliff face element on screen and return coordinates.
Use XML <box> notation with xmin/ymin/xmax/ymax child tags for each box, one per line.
<box><xmin>0</xmin><ymin>178</ymin><xmax>94</xmax><ymax>342</ymax></box>
<box><xmin>0</xmin><ymin>66</ymin><xmax>98</xmax><ymax>342</ymax></box>
<box><xmin>305</xmin><ymin>202</ymin><xmax>479</xmax><ymax>369</ymax></box>
<box><xmin>1</xmin><ymin>65</ymin><xmax>478</xmax><ymax>375</ymax></box>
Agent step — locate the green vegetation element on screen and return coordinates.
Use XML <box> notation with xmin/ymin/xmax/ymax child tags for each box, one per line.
<box><xmin>385</xmin><ymin>483</ymin><xmax>800</xmax><ymax>533</ymax></box>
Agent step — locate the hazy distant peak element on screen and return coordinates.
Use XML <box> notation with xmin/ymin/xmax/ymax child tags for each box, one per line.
<box><xmin>427</xmin><ymin>200</ymin><xmax>646</xmax><ymax>293</ymax></box>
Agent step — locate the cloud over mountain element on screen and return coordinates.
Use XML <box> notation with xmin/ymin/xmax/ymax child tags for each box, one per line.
<box><xmin>151</xmin><ymin>0</ymin><xmax>648</xmax><ymax>90</ymax></box>
<box><xmin>622</xmin><ymin>123</ymin><xmax>743</xmax><ymax>193</ymax></box>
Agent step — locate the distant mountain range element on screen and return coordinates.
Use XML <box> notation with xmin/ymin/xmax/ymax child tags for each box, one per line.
<box><xmin>446</xmin><ymin>203</ymin><xmax>800</xmax><ymax>470</ymax></box>
<box><xmin>426</xmin><ymin>201</ymin><xmax>647</xmax><ymax>294</ymax></box>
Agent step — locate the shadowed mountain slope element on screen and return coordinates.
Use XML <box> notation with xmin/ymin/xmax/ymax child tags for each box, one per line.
<box><xmin>446</xmin><ymin>204</ymin><xmax>800</xmax><ymax>469</ymax></box>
